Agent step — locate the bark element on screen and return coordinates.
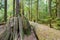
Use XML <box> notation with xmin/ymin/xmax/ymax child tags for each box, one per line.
<box><xmin>16</xmin><ymin>0</ymin><xmax>23</xmax><ymax>40</ymax></box>
<box><xmin>16</xmin><ymin>0</ymin><xmax>20</xmax><ymax>17</ymax></box>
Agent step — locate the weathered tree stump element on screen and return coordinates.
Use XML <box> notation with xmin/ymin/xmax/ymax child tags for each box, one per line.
<box><xmin>0</xmin><ymin>16</ymin><xmax>31</xmax><ymax>40</ymax></box>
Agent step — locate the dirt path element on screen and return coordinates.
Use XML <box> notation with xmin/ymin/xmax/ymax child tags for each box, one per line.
<box><xmin>23</xmin><ymin>30</ymin><xmax>37</xmax><ymax>40</ymax></box>
<box><xmin>30</xmin><ymin>22</ymin><xmax>60</xmax><ymax>40</ymax></box>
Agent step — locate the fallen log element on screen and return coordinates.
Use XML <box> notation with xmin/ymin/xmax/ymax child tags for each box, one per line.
<box><xmin>30</xmin><ymin>22</ymin><xmax>60</xmax><ymax>40</ymax></box>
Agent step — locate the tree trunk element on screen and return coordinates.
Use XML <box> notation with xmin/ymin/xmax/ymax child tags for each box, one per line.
<box><xmin>57</xmin><ymin>0</ymin><xmax>60</xmax><ymax>19</ymax></box>
<box><xmin>16</xmin><ymin>0</ymin><xmax>20</xmax><ymax>16</ymax></box>
<box><xmin>55</xmin><ymin>0</ymin><xmax>57</xmax><ymax>17</ymax></box>
<box><xmin>31</xmin><ymin>0</ymin><xmax>32</xmax><ymax>21</ymax></box>
<box><xmin>13</xmin><ymin>0</ymin><xmax>15</xmax><ymax>16</ymax></box>
<box><xmin>37</xmin><ymin>0</ymin><xmax>39</xmax><ymax>22</ymax></box>
<box><xmin>48</xmin><ymin>0</ymin><xmax>52</xmax><ymax>28</ymax></box>
<box><xmin>29</xmin><ymin>0</ymin><xmax>31</xmax><ymax>20</ymax></box>
<box><xmin>4</xmin><ymin>0</ymin><xmax>7</xmax><ymax>22</ymax></box>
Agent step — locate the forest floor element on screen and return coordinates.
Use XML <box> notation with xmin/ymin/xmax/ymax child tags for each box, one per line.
<box><xmin>23</xmin><ymin>30</ymin><xmax>37</xmax><ymax>40</ymax></box>
<box><xmin>30</xmin><ymin>21</ymin><xmax>60</xmax><ymax>40</ymax></box>
<box><xmin>0</xmin><ymin>22</ymin><xmax>60</xmax><ymax>40</ymax></box>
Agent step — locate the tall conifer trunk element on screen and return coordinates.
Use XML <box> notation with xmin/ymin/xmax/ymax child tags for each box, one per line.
<box><xmin>57</xmin><ymin>0</ymin><xmax>60</xmax><ymax>19</ymax></box>
<box><xmin>13</xmin><ymin>0</ymin><xmax>15</xmax><ymax>16</ymax></box>
<box><xmin>4</xmin><ymin>0</ymin><xmax>7</xmax><ymax>22</ymax></box>
<box><xmin>48</xmin><ymin>0</ymin><xmax>52</xmax><ymax>28</ymax></box>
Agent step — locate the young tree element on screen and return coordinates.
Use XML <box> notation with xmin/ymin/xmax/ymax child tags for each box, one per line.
<box><xmin>31</xmin><ymin>0</ymin><xmax>32</xmax><ymax>21</ymax></box>
<box><xmin>29</xmin><ymin>0</ymin><xmax>31</xmax><ymax>20</ymax></box>
<box><xmin>37</xmin><ymin>0</ymin><xmax>39</xmax><ymax>22</ymax></box>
